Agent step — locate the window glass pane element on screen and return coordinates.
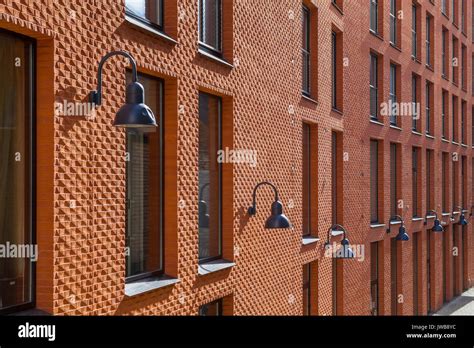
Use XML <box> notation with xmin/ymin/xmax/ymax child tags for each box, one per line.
<box><xmin>200</xmin><ymin>0</ymin><xmax>221</xmax><ymax>52</ymax></box>
<box><xmin>126</xmin><ymin>0</ymin><xmax>162</xmax><ymax>27</ymax></box>
<box><xmin>199</xmin><ymin>299</ymin><xmax>222</xmax><ymax>316</ymax></box>
<box><xmin>302</xmin><ymin>6</ymin><xmax>310</xmax><ymax>94</ymax></box>
<box><xmin>199</xmin><ymin>93</ymin><xmax>221</xmax><ymax>261</ymax></box>
<box><xmin>303</xmin><ymin>264</ymin><xmax>311</xmax><ymax>315</ymax></box>
<box><xmin>302</xmin><ymin>124</ymin><xmax>311</xmax><ymax>236</ymax></box>
<box><xmin>0</xmin><ymin>31</ymin><xmax>33</xmax><ymax>310</ymax></box>
<box><xmin>126</xmin><ymin>72</ymin><xmax>162</xmax><ymax>278</ymax></box>
<box><xmin>390</xmin><ymin>144</ymin><xmax>397</xmax><ymax>217</ymax></box>
<box><xmin>370</xmin><ymin>140</ymin><xmax>378</xmax><ymax>223</ymax></box>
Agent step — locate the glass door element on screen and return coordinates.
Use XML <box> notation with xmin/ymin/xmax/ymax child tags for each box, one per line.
<box><xmin>0</xmin><ymin>30</ymin><xmax>34</xmax><ymax>314</ymax></box>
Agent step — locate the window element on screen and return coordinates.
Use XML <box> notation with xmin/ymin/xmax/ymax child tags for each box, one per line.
<box><xmin>302</xmin><ymin>5</ymin><xmax>311</xmax><ymax>95</ymax></box>
<box><xmin>461</xmin><ymin>100</ymin><xmax>466</xmax><ymax>144</ymax></box>
<box><xmin>452</xmin><ymin>157</ymin><xmax>458</xmax><ymax>211</ymax></box>
<box><xmin>370</xmin><ymin>140</ymin><xmax>379</xmax><ymax>223</ymax></box>
<box><xmin>390</xmin><ymin>238</ymin><xmax>398</xmax><ymax>315</ymax></box>
<box><xmin>412</xmin><ymin>147</ymin><xmax>420</xmax><ymax>217</ymax></box>
<box><xmin>0</xmin><ymin>30</ymin><xmax>34</xmax><ymax>314</ymax></box>
<box><xmin>442</xmin><ymin>152</ymin><xmax>449</xmax><ymax>212</ymax></box>
<box><xmin>390</xmin><ymin>143</ymin><xmax>398</xmax><ymax>217</ymax></box>
<box><xmin>389</xmin><ymin>0</ymin><xmax>397</xmax><ymax>45</ymax></box>
<box><xmin>331</xmin><ymin>31</ymin><xmax>337</xmax><ymax>109</ymax></box>
<box><xmin>425</xmin><ymin>81</ymin><xmax>433</xmax><ymax>135</ymax></box>
<box><xmin>301</xmin><ymin>3</ymin><xmax>318</xmax><ymax>99</ymax></box>
<box><xmin>461</xmin><ymin>44</ymin><xmax>467</xmax><ymax>90</ymax></box>
<box><xmin>442</xmin><ymin>28</ymin><xmax>448</xmax><ymax>78</ymax></box>
<box><xmin>426</xmin><ymin>150</ymin><xmax>434</xmax><ymax>212</ymax></box>
<box><xmin>370</xmin><ymin>53</ymin><xmax>379</xmax><ymax>120</ymax></box>
<box><xmin>198</xmin><ymin>92</ymin><xmax>222</xmax><ymax>263</ymax></box>
<box><xmin>370</xmin><ymin>242</ymin><xmax>380</xmax><ymax>315</ymax></box>
<box><xmin>302</xmin><ymin>123</ymin><xmax>317</xmax><ymax>237</ymax></box>
<box><xmin>332</xmin><ymin>132</ymin><xmax>341</xmax><ymax>225</ymax></box>
<box><xmin>472</xmin><ymin>106</ymin><xmax>474</xmax><ymax>145</ymax></box>
<box><xmin>452</xmin><ymin>36</ymin><xmax>459</xmax><ymax>84</ymax></box>
<box><xmin>303</xmin><ymin>263</ymin><xmax>312</xmax><ymax>315</ymax></box>
<box><xmin>125</xmin><ymin>0</ymin><xmax>163</xmax><ymax>30</ymax></box>
<box><xmin>332</xmin><ymin>258</ymin><xmax>339</xmax><ymax>315</ymax></box>
<box><xmin>199</xmin><ymin>299</ymin><xmax>222</xmax><ymax>316</ymax></box>
<box><xmin>412</xmin><ymin>4</ymin><xmax>419</xmax><ymax>58</ymax></box>
<box><xmin>427</xmin><ymin>229</ymin><xmax>432</xmax><ymax>313</ymax></box>
<box><xmin>452</xmin><ymin>95</ymin><xmax>458</xmax><ymax>142</ymax></box>
<box><xmin>412</xmin><ymin>74</ymin><xmax>419</xmax><ymax>132</ymax></box>
<box><xmin>413</xmin><ymin>232</ymin><xmax>420</xmax><ymax>315</ymax></box>
<box><xmin>389</xmin><ymin>63</ymin><xmax>398</xmax><ymax>126</ymax></box>
<box><xmin>426</xmin><ymin>14</ymin><xmax>433</xmax><ymax>67</ymax></box>
<box><xmin>442</xmin><ymin>0</ymin><xmax>447</xmax><ymax>15</ymax></box>
<box><xmin>452</xmin><ymin>0</ymin><xmax>458</xmax><ymax>25</ymax></box>
<box><xmin>199</xmin><ymin>0</ymin><xmax>222</xmax><ymax>55</ymax></box>
<box><xmin>442</xmin><ymin>90</ymin><xmax>448</xmax><ymax>139</ymax></box>
<box><xmin>370</xmin><ymin>0</ymin><xmax>379</xmax><ymax>34</ymax></box>
<box><xmin>461</xmin><ymin>0</ymin><xmax>466</xmax><ymax>32</ymax></box>
<box><xmin>461</xmin><ymin>156</ymin><xmax>467</xmax><ymax>208</ymax></box>
<box><xmin>126</xmin><ymin>72</ymin><xmax>163</xmax><ymax>281</ymax></box>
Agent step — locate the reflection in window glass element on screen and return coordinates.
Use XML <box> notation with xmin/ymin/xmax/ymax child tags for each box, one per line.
<box><xmin>198</xmin><ymin>93</ymin><xmax>222</xmax><ymax>262</ymax></box>
<box><xmin>126</xmin><ymin>0</ymin><xmax>163</xmax><ymax>28</ymax></box>
<box><xmin>126</xmin><ymin>71</ymin><xmax>163</xmax><ymax>279</ymax></box>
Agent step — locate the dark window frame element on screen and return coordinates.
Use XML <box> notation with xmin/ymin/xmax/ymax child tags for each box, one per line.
<box><xmin>303</xmin><ymin>263</ymin><xmax>311</xmax><ymax>315</ymax></box>
<box><xmin>198</xmin><ymin>0</ymin><xmax>223</xmax><ymax>56</ymax></box>
<box><xmin>302</xmin><ymin>5</ymin><xmax>311</xmax><ymax>96</ymax></box>
<box><xmin>370</xmin><ymin>139</ymin><xmax>379</xmax><ymax>223</ymax></box>
<box><xmin>370</xmin><ymin>53</ymin><xmax>379</xmax><ymax>120</ymax></box>
<box><xmin>199</xmin><ymin>298</ymin><xmax>223</xmax><ymax>316</ymax></box>
<box><xmin>0</xmin><ymin>29</ymin><xmax>36</xmax><ymax>315</ymax></box>
<box><xmin>198</xmin><ymin>92</ymin><xmax>223</xmax><ymax>264</ymax></box>
<box><xmin>125</xmin><ymin>71</ymin><xmax>165</xmax><ymax>284</ymax></box>
<box><xmin>125</xmin><ymin>0</ymin><xmax>164</xmax><ymax>31</ymax></box>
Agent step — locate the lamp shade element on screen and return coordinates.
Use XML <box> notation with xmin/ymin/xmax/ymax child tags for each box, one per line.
<box><xmin>264</xmin><ymin>200</ymin><xmax>291</xmax><ymax>229</ymax></box>
<box><xmin>432</xmin><ymin>219</ymin><xmax>444</xmax><ymax>232</ymax></box>
<box><xmin>113</xmin><ymin>81</ymin><xmax>157</xmax><ymax>128</ymax></box>
<box><xmin>396</xmin><ymin>225</ymin><xmax>410</xmax><ymax>241</ymax></box>
<box><xmin>459</xmin><ymin>213</ymin><xmax>468</xmax><ymax>226</ymax></box>
<box><xmin>338</xmin><ymin>238</ymin><xmax>355</xmax><ymax>259</ymax></box>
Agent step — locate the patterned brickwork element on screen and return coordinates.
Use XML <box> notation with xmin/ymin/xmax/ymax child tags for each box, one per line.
<box><xmin>0</xmin><ymin>0</ymin><xmax>472</xmax><ymax>316</ymax></box>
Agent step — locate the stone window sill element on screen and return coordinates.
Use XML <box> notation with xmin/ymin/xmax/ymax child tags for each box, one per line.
<box><xmin>125</xmin><ymin>15</ymin><xmax>177</xmax><ymax>45</ymax></box>
<box><xmin>302</xmin><ymin>236</ymin><xmax>320</xmax><ymax>246</ymax></box>
<box><xmin>198</xmin><ymin>259</ymin><xmax>235</xmax><ymax>276</ymax></box>
<box><xmin>125</xmin><ymin>275</ymin><xmax>180</xmax><ymax>297</ymax></box>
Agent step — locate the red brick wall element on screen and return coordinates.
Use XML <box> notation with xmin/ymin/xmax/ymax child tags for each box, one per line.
<box><xmin>0</xmin><ymin>0</ymin><xmax>471</xmax><ymax>316</ymax></box>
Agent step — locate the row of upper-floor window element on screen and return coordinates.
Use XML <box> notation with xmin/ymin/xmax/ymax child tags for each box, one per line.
<box><xmin>370</xmin><ymin>51</ymin><xmax>473</xmax><ymax>143</ymax></box>
<box><xmin>126</xmin><ymin>0</ymin><xmax>223</xmax><ymax>56</ymax></box>
<box><xmin>370</xmin><ymin>140</ymin><xmax>472</xmax><ymax>224</ymax></box>
<box><xmin>371</xmin><ymin>0</ymin><xmax>470</xmax><ymax>44</ymax></box>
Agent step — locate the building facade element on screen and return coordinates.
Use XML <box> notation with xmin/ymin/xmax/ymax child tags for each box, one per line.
<box><xmin>0</xmin><ymin>0</ymin><xmax>472</xmax><ymax>316</ymax></box>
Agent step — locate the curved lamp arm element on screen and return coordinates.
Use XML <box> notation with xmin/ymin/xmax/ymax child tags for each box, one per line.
<box><xmin>90</xmin><ymin>51</ymin><xmax>138</xmax><ymax>106</ymax></box>
<box><xmin>389</xmin><ymin>215</ymin><xmax>404</xmax><ymax>224</ymax></box>
<box><xmin>248</xmin><ymin>181</ymin><xmax>279</xmax><ymax>216</ymax></box>
<box><xmin>426</xmin><ymin>210</ymin><xmax>439</xmax><ymax>219</ymax></box>
<box><xmin>325</xmin><ymin>224</ymin><xmax>347</xmax><ymax>244</ymax></box>
<box><xmin>424</xmin><ymin>210</ymin><xmax>439</xmax><ymax>225</ymax></box>
<box><xmin>199</xmin><ymin>183</ymin><xmax>210</xmax><ymax>201</ymax></box>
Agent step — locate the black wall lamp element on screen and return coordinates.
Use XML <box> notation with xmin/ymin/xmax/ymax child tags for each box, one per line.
<box><xmin>424</xmin><ymin>210</ymin><xmax>444</xmax><ymax>232</ymax></box>
<box><xmin>324</xmin><ymin>224</ymin><xmax>355</xmax><ymax>259</ymax></box>
<box><xmin>386</xmin><ymin>215</ymin><xmax>410</xmax><ymax>241</ymax></box>
<box><xmin>89</xmin><ymin>50</ymin><xmax>157</xmax><ymax>128</ymax></box>
<box><xmin>248</xmin><ymin>182</ymin><xmax>291</xmax><ymax>229</ymax></box>
<box><xmin>455</xmin><ymin>206</ymin><xmax>468</xmax><ymax>226</ymax></box>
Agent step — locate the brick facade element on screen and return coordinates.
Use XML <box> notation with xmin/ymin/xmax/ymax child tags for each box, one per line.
<box><xmin>0</xmin><ymin>0</ymin><xmax>472</xmax><ymax>316</ymax></box>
